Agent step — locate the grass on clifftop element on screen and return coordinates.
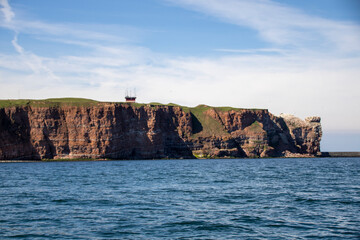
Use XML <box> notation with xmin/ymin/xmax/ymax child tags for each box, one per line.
<box><xmin>0</xmin><ymin>98</ymin><xmax>99</xmax><ymax>108</ymax></box>
<box><xmin>0</xmin><ymin>98</ymin><xmax>266</xmax><ymax>110</ymax></box>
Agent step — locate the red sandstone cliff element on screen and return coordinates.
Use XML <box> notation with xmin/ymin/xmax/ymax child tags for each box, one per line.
<box><xmin>0</xmin><ymin>102</ymin><xmax>322</xmax><ymax>160</ymax></box>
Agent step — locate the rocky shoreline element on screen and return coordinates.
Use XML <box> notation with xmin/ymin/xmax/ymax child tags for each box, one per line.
<box><xmin>2</xmin><ymin>154</ymin><xmax>360</xmax><ymax>163</ymax></box>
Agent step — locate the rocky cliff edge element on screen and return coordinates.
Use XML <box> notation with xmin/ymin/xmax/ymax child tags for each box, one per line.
<box><xmin>0</xmin><ymin>98</ymin><xmax>322</xmax><ymax>160</ymax></box>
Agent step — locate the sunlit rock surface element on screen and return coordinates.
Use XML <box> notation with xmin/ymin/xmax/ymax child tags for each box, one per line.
<box><xmin>0</xmin><ymin>101</ymin><xmax>322</xmax><ymax>160</ymax></box>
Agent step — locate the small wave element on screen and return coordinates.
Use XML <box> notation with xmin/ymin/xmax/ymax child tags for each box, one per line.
<box><xmin>265</xmin><ymin>223</ymin><xmax>315</xmax><ymax>230</ymax></box>
<box><xmin>51</xmin><ymin>199</ymin><xmax>70</xmax><ymax>203</ymax></box>
<box><xmin>7</xmin><ymin>234</ymin><xmax>49</xmax><ymax>238</ymax></box>
<box><xmin>214</xmin><ymin>198</ymin><xmax>237</xmax><ymax>204</ymax></box>
<box><xmin>294</xmin><ymin>197</ymin><xmax>324</xmax><ymax>203</ymax></box>
<box><xmin>231</xmin><ymin>215</ymin><xmax>263</xmax><ymax>224</ymax></box>
<box><xmin>195</xmin><ymin>223</ymin><xmax>234</xmax><ymax>231</ymax></box>
<box><xmin>164</xmin><ymin>220</ymin><xmax>207</xmax><ymax>227</ymax></box>
<box><xmin>213</xmin><ymin>180</ymin><xmax>233</xmax><ymax>183</ymax></box>
<box><xmin>337</xmin><ymin>200</ymin><xmax>360</xmax><ymax>205</ymax></box>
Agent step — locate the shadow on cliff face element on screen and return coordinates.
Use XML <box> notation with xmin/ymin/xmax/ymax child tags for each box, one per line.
<box><xmin>265</xmin><ymin>116</ymin><xmax>298</xmax><ymax>156</ymax></box>
<box><xmin>41</xmin><ymin>111</ymin><xmax>57</xmax><ymax>159</ymax></box>
<box><xmin>191</xmin><ymin>113</ymin><xmax>203</xmax><ymax>134</ymax></box>
<box><xmin>0</xmin><ymin>107</ymin><xmax>40</xmax><ymax>160</ymax></box>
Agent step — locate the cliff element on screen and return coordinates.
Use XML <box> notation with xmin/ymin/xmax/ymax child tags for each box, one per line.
<box><xmin>0</xmin><ymin>98</ymin><xmax>322</xmax><ymax>160</ymax></box>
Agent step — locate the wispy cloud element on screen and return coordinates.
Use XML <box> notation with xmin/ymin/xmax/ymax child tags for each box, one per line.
<box><xmin>1</xmin><ymin>0</ymin><xmax>62</xmax><ymax>82</ymax></box>
<box><xmin>11</xmin><ymin>21</ymin><xmax>130</xmax><ymax>43</ymax></box>
<box><xmin>13</xmin><ymin>36</ymin><xmax>60</xmax><ymax>80</ymax></box>
<box><xmin>10</xmin><ymin>34</ymin><xmax>22</xmax><ymax>53</ymax></box>
<box><xmin>0</xmin><ymin>0</ymin><xmax>14</xmax><ymax>23</ymax></box>
<box><xmin>167</xmin><ymin>0</ymin><xmax>360</xmax><ymax>52</ymax></box>
<box><xmin>215</xmin><ymin>48</ymin><xmax>286</xmax><ymax>55</ymax></box>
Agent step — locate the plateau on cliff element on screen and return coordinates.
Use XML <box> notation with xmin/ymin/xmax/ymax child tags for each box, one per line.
<box><xmin>0</xmin><ymin>98</ymin><xmax>322</xmax><ymax>160</ymax></box>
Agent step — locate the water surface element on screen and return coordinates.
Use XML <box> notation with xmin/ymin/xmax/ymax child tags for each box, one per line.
<box><xmin>1</xmin><ymin>158</ymin><xmax>359</xmax><ymax>239</ymax></box>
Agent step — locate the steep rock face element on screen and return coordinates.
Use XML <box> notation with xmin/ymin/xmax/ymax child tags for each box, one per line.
<box><xmin>0</xmin><ymin>104</ymin><xmax>193</xmax><ymax>160</ymax></box>
<box><xmin>279</xmin><ymin>114</ymin><xmax>322</xmax><ymax>155</ymax></box>
<box><xmin>0</xmin><ymin>103</ymin><xmax>322</xmax><ymax>160</ymax></box>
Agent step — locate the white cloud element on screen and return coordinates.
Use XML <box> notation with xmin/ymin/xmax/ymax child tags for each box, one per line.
<box><xmin>11</xmin><ymin>34</ymin><xmax>23</xmax><ymax>53</ymax></box>
<box><xmin>0</xmin><ymin>0</ymin><xmax>14</xmax><ymax>23</ymax></box>
<box><xmin>1</xmin><ymin>47</ymin><xmax>359</xmax><ymax>132</ymax></box>
<box><xmin>215</xmin><ymin>48</ymin><xmax>285</xmax><ymax>54</ymax></box>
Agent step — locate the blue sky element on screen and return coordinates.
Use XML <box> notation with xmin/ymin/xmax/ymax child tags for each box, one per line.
<box><xmin>0</xmin><ymin>0</ymin><xmax>360</xmax><ymax>151</ymax></box>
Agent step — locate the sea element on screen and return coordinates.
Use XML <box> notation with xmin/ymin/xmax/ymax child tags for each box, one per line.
<box><xmin>0</xmin><ymin>158</ymin><xmax>359</xmax><ymax>239</ymax></box>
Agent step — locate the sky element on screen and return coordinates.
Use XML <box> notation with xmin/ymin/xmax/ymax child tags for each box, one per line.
<box><xmin>0</xmin><ymin>0</ymin><xmax>359</xmax><ymax>151</ymax></box>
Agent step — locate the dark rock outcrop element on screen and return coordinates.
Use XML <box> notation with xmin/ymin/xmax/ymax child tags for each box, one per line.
<box><xmin>0</xmin><ymin>103</ymin><xmax>322</xmax><ymax>160</ymax></box>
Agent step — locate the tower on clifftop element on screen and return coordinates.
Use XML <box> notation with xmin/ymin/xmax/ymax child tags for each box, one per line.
<box><xmin>125</xmin><ymin>88</ymin><xmax>136</xmax><ymax>102</ymax></box>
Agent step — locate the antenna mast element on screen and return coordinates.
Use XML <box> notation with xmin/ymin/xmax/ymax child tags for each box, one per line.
<box><xmin>125</xmin><ymin>88</ymin><xmax>137</xmax><ymax>103</ymax></box>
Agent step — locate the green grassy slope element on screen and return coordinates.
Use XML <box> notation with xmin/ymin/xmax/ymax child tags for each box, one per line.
<box><xmin>0</xmin><ymin>98</ymin><xmax>266</xmax><ymax>110</ymax></box>
<box><xmin>188</xmin><ymin>105</ymin><xmax>229</xmax><ymax>137</ymax></box>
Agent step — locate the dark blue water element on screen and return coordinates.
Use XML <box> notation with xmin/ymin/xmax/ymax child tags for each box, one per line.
<box><xmin>1</xmin><ymin>158</ymin><xmax>359</xmax><ymax>239</ymax></box>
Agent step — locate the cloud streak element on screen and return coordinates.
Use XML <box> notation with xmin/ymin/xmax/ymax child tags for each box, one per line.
<box><xmin>167</xmin><ymin>0</ymin><xmax>360</xmax><ymax>52</ymax></box>
<box><xmin>1</xmin><ymin>0</ymin><xmax>62</xmax><ymax>82</ymax></box>
<box><xmin>0</xmin><ymin>0</ymin><xmax>14</xmax><ymax>23</ymax></box>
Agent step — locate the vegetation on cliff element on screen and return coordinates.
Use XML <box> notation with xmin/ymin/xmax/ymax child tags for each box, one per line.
<box><xmin>0</xmin><ymin>98</ymin><xmax>98</xmax><ymax>108</ymax></box>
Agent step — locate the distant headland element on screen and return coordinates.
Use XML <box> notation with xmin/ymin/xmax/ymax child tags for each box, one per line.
<box><xmin>0</xmin><ymin>98</ymin><xmax>323</xmax><ymax>160</ymax></box>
